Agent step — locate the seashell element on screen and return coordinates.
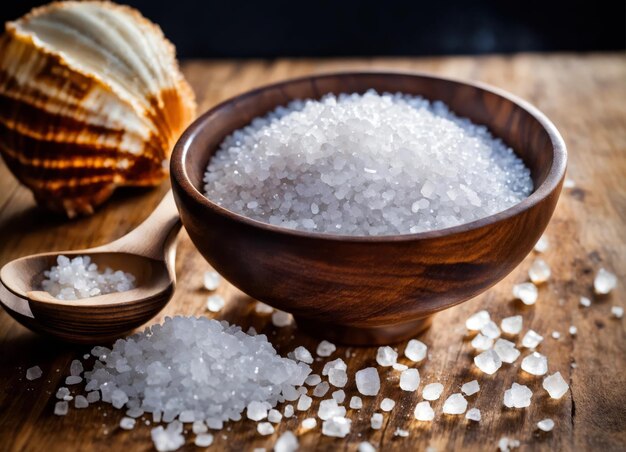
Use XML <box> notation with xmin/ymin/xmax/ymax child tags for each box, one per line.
<box><xmin>0</xmin><ymin>1</ymin><xmax>196</xmax><ymax>217</ymax></box>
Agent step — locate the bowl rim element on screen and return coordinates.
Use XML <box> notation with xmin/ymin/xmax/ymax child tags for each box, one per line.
<box><xmin>171</xmin><ymin>70</ymin><xmax>567</xmax><ymax>243</ymax></box>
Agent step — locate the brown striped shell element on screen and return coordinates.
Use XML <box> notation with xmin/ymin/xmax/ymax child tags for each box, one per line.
<box><xmin>0</xmin><ymin>1</ymin><xmax>196</xmax><ymax>217</ymax></box>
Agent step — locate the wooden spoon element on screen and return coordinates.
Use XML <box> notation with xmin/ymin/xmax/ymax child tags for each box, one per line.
<box><xmin>0</xmin><ymin>190</ymin><xmax>181</xmax><ymax>343</ymax></box>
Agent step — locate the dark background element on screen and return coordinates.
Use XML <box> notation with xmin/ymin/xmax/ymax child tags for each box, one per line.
<box><xmin>1</xmin><ymin>0</ymin><xmax>624</xmax><ymax>58</ymax></box>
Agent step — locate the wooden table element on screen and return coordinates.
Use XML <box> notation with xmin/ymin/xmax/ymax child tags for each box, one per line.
<box><xmin>0</xmin><ymin>54</ymin><xmax>624</xmax><ymax>452</ymax></box>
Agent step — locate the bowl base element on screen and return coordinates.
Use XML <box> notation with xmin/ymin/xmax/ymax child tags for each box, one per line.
<box><xmin>294</xmin><ymin>315</ymin><xmax>433</xmax><ymax>346</ymax></box>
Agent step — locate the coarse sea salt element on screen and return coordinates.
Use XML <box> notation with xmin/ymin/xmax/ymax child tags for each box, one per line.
<box><xmin>203</xmin><ymin>91</ymin><xmax>532</xmax><ymax>236</ymax></box>
<box><xmin>349</xmin><ymin>396</ymin><xmax>363</xmax><ymax>409</ymax></box>
<box><xmin>474</xmin><ymin>349</ymin><xmax>502</xmax><ymax>375</ymax></box>
<box><xmin>494</xmin><ymin>338</ymin><xmax>521</xmax><ymax>363</ymax></box>
<box><xmin>380</xmin><ymin>398</ymin><xmax>396</xmax><ymax>412</ymax></box>
<box><xmin>355</xmin><ymin>367</ymin><xmax>380</xmax><ymax>396</ymax></box>
<box><xmin>442</xmin><ymin>393</ymin><xmax>468</xmax><ymax>414</ymax></box>
<box><xmin>521</xmin><ymin>352</ymin><xmax>548</xmax><ymax>376</ymax></box>
<box><xmin>481</xmin><ymin>320</ymin><xmax>501</xmax><ymax>339</ymax></box>
<box><xmin>466</xmin><ymin>310</ymin><xmax>491</xmax><ymax>331</ymax></box>
<box><xmin>301</xmin><ymin>417</ymin><xmax>317</xmax><ymax>430</ymax></box>
<box><xmin>322</xmin><ymin>417</ymin><xmax>351</xmax><ymax>437</ymax></box>
<box><xmin>542</xmin><ymin>372</ymin><xmax>569</xmax><ymax>399</ymax></box>
<box><xmin>513</xmin><ymin>282</ymin><xmax>538</xmax><ymax>305</ymax></box>
<box><xmin>316</xmin><ymin>340</ymin><xmax>336</xmax><ymax>357</ymax></box>
<box><xmin>501</xmin><ymin>315</ymin><xmax>523</xmax><ymax>335</ymax></box>
<box><xmin>370</xmin><ymin>413</ymin><xmax>384</xmax><ymax>429</ymax></box>
<box><xmin>358</xmin><ymin>441</ymin><xmax>377</xmax><ymax>452</ymax></box>
<box><xmin>611</xmin><ymin>306</ymin><xmax>624</xmax><ymax>319</ymax></box>
<box><xmin>521</xmin><ymin>330</ymin><xmax>544</xmax><ymax>349</ymax></box>
<box><xmin>400</xmin><ymin>368</ymin><xmax>420</xmax><ymax>392</ymax></box>
<box><xmin>594</xmin><ymin>268</ymin><xmax>617</xmax><ymax>295</ymax></box>
<box><xmin>206</xmin><ymin>294</ymin><xmax>225</xmax><ymax>312</ymax></box>
<box><xmin>528</xmin><ymin>258</ymin><xmax>551</xmax><ymax>284</ymax></box>
<box><xmin>404</xmin><ymin>339</ymin><xmax>427</xmax><ymax>362</ymax></box>
<box><xmin>414</xmin><ymin>401</ymin><xmax>435</xmax><ymax>421</ymax></box>
<box><xmin>42</xmin><ymin>255</ymin><xmax>136</xmax><ymax>300</ymax></box>
<box><xmin>471</xmin><ymin>333</ymin><xmax>494</xmax><ymax>351</ymax></box>
<box><xmin>293</xmin><ymin>346</ymin><xmax>314</xmax><ymax>364</ymax></box>
<box><xmin>465</xmin><ymin>408</ymin><xmax>481</xmax><ymax>422</ymax></box>
<box><xmin>503</xmin><ymin>383</ymin><xmax>533</xmax><ymax>408</ymax></box>
<box><xmin>422</xmin><ymin>383</ymin><xmax>444</xmax><ymax>401</ymax></box>
<box><xmin>271</xmin><ymin>310</ymin><xmax>293</xmax><ymax>327</ymax></box>
<box><xmin>318</xmin><ymin>399</ymin><xmax>346</xmax><ymax>420</ymax></box>
<box><xmin>203</xmin><ymin>271</ymin><xmax>221</xmax><ymax>290</ymax></box>
<box><xmin>26</xmin><ymin>365</ymin><xmax>42</xmax><ymax>381</ymax></box>
<box><xmin>275</xmin><ymin>431</ymin><xmax>298</xmax><ymax>452</ymax></box>
<box><xmin>461</xmin><ymin>380</ymin><xmax>480</xmax><ymax>396</ymax></box>
<box><xmin>534</xmin><ymin>234</ymin><xmax>549</xmax><ymax>253</ymax></box>
<box><xmin>376</xmin><ymin>346</ymin><xmax>398</xmax><ymax>366</ymax></box>
<box><xmin>579</xmin><ymin>296</ymin><xmax>591</xmax><ymax>308</ymax></box>
<box><xmin>313</xmin><ymin>381</ymin><xmax>330</xmax><ymax>397</ymax></box>
<box><xmin>537</xmin><ymin>419</ymin><xmax>555</xmax><ymax>432</ymax></box>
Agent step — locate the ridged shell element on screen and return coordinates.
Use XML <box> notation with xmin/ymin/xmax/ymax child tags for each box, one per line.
<box><xmin>0</xmin><ymin>1</ymin><xmax>196</xmax><ymax>216</ymax></box>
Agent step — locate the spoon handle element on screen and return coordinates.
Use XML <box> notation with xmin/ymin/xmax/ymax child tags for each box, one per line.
<box><xmin>94</xmin><ymin>190</ymin><xmax>181</xmax><ymax>260</ymax></box>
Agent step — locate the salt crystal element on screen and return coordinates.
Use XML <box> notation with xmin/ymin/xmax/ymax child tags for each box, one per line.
<box><xmin>564</xmin><ymin>178</ymin><xmax>576</xmax><ymax>188</ymax></box>
<box><xmin>521</xmin><ymin>352</ymin><xmax>548</xmax><ymax>376</ymax></box>
<box><xmin>56</xmin><ymin>387</ymin><xmax>70</xmax><ymax>399</ymax></box>
<box><xmin>461</xmin><ymin>380</ymin><xmax>480</xmax><ymax>396</ymax></box>
<box><xmin>65</xmin><ymin>375</ymin><xmax>82</xmax><ymax>385</ymax></box>
<box><xmin>394</xmin><ymin>429</ymin><xmax>409</xmax><ymax>437</ymax></box>
<box><xmin>301</xmin><ymin>417</ymin><xmax>317</xmax><ymax>430</ymax></box>
<box><xmin>471</xmin><ymin>333</ymin><xmax>494</xmax><ymax>351</ymax></box>
<box><xmin>465</xmin><ymin>408</ymin><xmax>481</xmax><ymax>421</ymax></box>
<box><xmin>203</xmin><ymin>271</ymin><xmax>221</xmax><ymax>290</ymax></box>
<box><xmin>422</xmin><ymin>383</ymin><xmax>444</xmax><ymax>401</ymax></box>
<box><xmin>481</xmin><ymin>320</ymin><xmax>501</xmax><ymax>339</ymax></box>
<box><xmin>442</xmin><ymin>393</ymin><xmax>467</xmax><ymax>414</ymax></box>
<box><xmin>474</xmin><ymin>349</ymin><xmax>502</xmax><ymax>374</ymax></box>
<box><xmin>322</xmin><ymin>416</ymin><xmax>351</xmax><ymax>437</ymax></box>
<box><xmin>297</xmin><ymin>394</ymin><xmax>313</xmax><ymax>411</ymax></box>
<box><xmin>399</xmin><ymin>368</ymin><xmax>420</xmax><ymax>391</ymax></box>
<box><xmin>537</xmin><ymin>418</ymin><xmax>555</xmax><ymax>432</ymax></box>
<box><xmin>192</xmin><ymin>421</ymin><xmax>208</xmax><ymax>434</ymax></box>
<box><xmin>194</xmin><ymin>433</ymin><xmax>214</xmax><ymax>447</ymax></box>
<box><xmin>257</xmin><ymin>422</ymin><xmax>274</xmax><ymax>435</ymax></box>
<box><xmin>498</xmin><ymin>437</ymin><xmax>520</xmax><ymax>452</ymax></box>
<box><xmin>86</xmin><ymin>391</ymin><xmax>100</xmax><ymax>403</ymax></box>
<box><xmin>392</xmin><ymin>363</ymin><xmax>408</xmax><ymax>371</ymax></box>
<box><xmin>26</xmin><ymin>366</ymin><xmax>42</xmax><ymax>381</ymax></box>
<box><xmin>322</xmin><ymin>358</ymin><xmax>347</xmax><ymax>376</ymax></box>
<box><xmin>247</xmin><ymin>401</ymin><xmax>269</xmax><ymax>421</ymax></box>
<box><xmin>404</xmin><ymin>339</ymin><xmax>427</xmax><ymax>362</ymax></box>
<box><xmin>501</xmin><ymin>315</ymin><xmax>523</xmax><ymax>335</ymax></box>
<box><xmin>349</xmin><ymin>396</ymin><xmax>363</xmax><ymax>409</ymax></box>
<box><xmin>206</xmin><ymin>294</ymin><xmax>225</xmax><ymax>312</ymax></box>
<box><xmin>316</xmin><ymin>340</ymin><xmax>336</xmax><ymax>357</ymax></box>
<box><xmin>54</xmin><ymin>401</ymin><xmax>68</xmax><ymax>416</ymax></box>
<box><xmin>594</xmin><ymin>268</ymin><xmax>617</xmax><ymax>295</ymax></box>
<box><xmin>529</xmin><ymin>258</ymin><xmax>551</xmax><ymax>284</ymax></box>
<box><xmin>466</xmin><ymin>310</ymin><xmax>491</xmax><ymax>331</ymax></box>
<box><xmin>521</xmin><ymin>329</ymin><xmax>544</xmax><ymax>349</ymax></box>
<box><xmin>358</xmin><ymin>441</ymin><xmax>377</xmax><ymax>452</ymax></box>
<box><xmin>414</xmin><ymin>401</ymin><xmax>435</xmax><ymax>421</ymax></box>
<box><xmin>494</xmin><ymin>338</ymin><xmax>521</xmax><ymax>363</ymax></box>
<box><xmin>543</xmin><ymin>372</ymin><xmax>569</xmax><ymax>399</ymax></box>
<box><xmin>305</xmin><ymin>374</ymin><xmax>321</xmax><ymax>386</ymax></box>
<box><xmin>328</xmin><ymin>368</ymin><xmax>348</xmax><ymax>387</ymax></box>
<box><xmin>70</xmin><ymin>359</ymin><xmax>84</xmax><ymax>376</ymax></box>
<box><xmin>274</xmin><ymin>431</ymin><xmax>298</xmax><ymax>452</ymax></box>
<box><xmin>332</xmin><ymin>390</ymin><xmax>346</xmax><ymax>403</ymax></box>
<box><xmin>283</xmin><ymin>405</ymin><xmax>294</xmax><ymax>418</ymax></box>
<box><xmin>513</xmin><ymin>283</ymin><xmax>538</xmax><ymax>305</ymax></box>
<box><xmin>255</xmin><ymin>302</ymin><xmax>274</xmax><ymax>314</ymax></box>
<box><xmin>318</xmin><ymin>399</ymin><xmax>346</xmax><ymax>420</ymax></box>
<box><xmin>380</xmin><ymin>398</ymin><xmax>395</xmax><ymax>411</ymax></box>
<box><xmin>611</xmin><ymin>306</ymin><xmax>624</xmax><ymax>319</ymax></box>
<box><xmin>370</xmin><ymin>412</ymin><xmax>383</xmax><ymax>429</ymax></box>
<box><xmin>579</xmin><ymin>296</ymin><xmax>591</xmax><ymax>307</ymax></box>
<box><xmin>74</xmin><ymin>395</ymin><xmax>88</xmax><ymax>409</ymax></box>
<box><xmin>271</xmin><ymin>310</ymin><xmax>293</xmax><ymax>327</ymax></box>
<box><xmin>551</xmin><ymin>331</ymin><xmax>561</xmax><ymax>339</ymax></box>
<box><xmin>293</xmin><ymin>346</ymin><xmax>314</xmax><ymax>364</ymax></box>
<box><xmin>355</xmin><ymin>367</ymin><xmax>380</xmax><ymax>396</ymax></box>
<box><xmin>534</xmin><ymin>234</ymin><xmax>549</xmax><ymax>253</ymax></box>
<box><xmin>376</xmin><ymin>346</ymin><xmax>398</xmax><ymax>366</ymax></box>
<box><xmin>503</xmin><ymin>382</ymin><xmax>532</xmax><ymax>408</ymax></box>
<box><xmin>120</xmin><ymin>417</ymin><xmax>136</xmax><ymax>430</ymax></box>
<box><xmin>268</xmin><ymin>409</ymin><xmax>282</xmax><ymax>423</ymax></box>
<box><xmin>569</xmin><ymin>326</ymin><xmax>577</xmax><ymax>336</ymax></box>
<box><xmin>111</xmin><ymin>389</ymin><xmax>129</xmax><ymax>408</ymax></box>
<box><xmin>313</xmin><ymin>381</ymin><xmax>330</xmax><ymax>397</ymax></box>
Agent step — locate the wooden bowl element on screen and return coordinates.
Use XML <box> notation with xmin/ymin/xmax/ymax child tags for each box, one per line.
<box><xmin>170</xmin><ymin>72</ymin><xmax>567</xmax><ymax>345</ymax></box>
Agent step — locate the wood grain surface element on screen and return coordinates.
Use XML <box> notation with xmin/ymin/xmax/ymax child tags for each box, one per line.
<box><xmin>0</xmin><ymin>54</ymin><xmax>624</xmax><ymax>452</ymax></box>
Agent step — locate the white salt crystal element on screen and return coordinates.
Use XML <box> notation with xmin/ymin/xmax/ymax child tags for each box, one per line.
<box><xmin>328</xmin><ymin>368</ymin><xmax>348</xmax><ymax>387</ymax></box>
<box><xmin>579</xmin><ymin>296</ymin><xmax>591</xmax><ymax>307</ymax></box>
<box><xmin>268</xmin><ymin>409</ymin><xmax>282</xmax><ymax>423</ymax></box>
<box><xmin>513</xmin><ymin>283</ymin><xmax>538</xmax><ymax>305</ymax></box>
<box><xmin>358</xmin><ymin>441</ymin><xmax>377</xmax><ymax>452</ymax></box>
<box><xmin>349</xmin><ymin>396</ymin><xmax>363</xmax><ymax>409</ymax></box>
<box><xmin>480</xmin><ymin>320</ymin><xmax>501</xmax><ymax>339</ymax></box>
<box><xmin>534</xmin><ymin>234</ymin><xmax>549</xmax><ymax>253</ymax></box>
<box><xmin>399</xmin><ymin>368</ymin><xmax>420</xmax><ymax>391</ymax></box>
<box><xmin>322</xmin><ymin>358</ymin><xmax>346</xmax><ymax>376</ymax></box>
<box><xmin>301</xmin><ymin>417</ymin><xmax>317</xmax><ymax>430</ymax></box>
<box><xmin>392</xmin><ymin>362</ymin><xmax>408</xmax><ymax>371</ymax></box>
<box><xmin>316</xmin><ymin>340</ymin><xmax>336</xmax><ymax>357</ymax></box>
<box><xmin>498</xmin><ymin>437</ymin><xmax>520</xmax><ymax>452</ymax></box>
<box><xmin>86</xmin><ymin>391</ymin><xmax>100</xmax><ymax>403</ymax></box>
<box><xmin>283</xmin><ymin>405</ymin><xmax>294</xmax><ymax>418</ymax></box>
<box><xmin>543</xmin><ymin>372</ymin><xmax>569</xmax><ymax>399</ymax></box>
<box><xmin>551</xmin><ymin>331</ymin><xmax>561</xmax><ymax>340</ymax></box>
<box><xmin>503</xmin><ymin>382</ymin><xmax>532</xmax><ymax>408</ymax></box>
<box><xmin>594</xmin><ymin>268</ymin><xmax>617</xmax><ymax>295</ymax></box>
<box><xmin>203</xmin><ymin>271</ymin><xmax>221</xmax><ymax>290</ymax></box>
<box><xmin>271</xmin><ymin>310</ymin><xmax>293</xmax><ymax>327</ymax></box>
<box><xmin>26</xmin><ymin>366</ymin><xmax>42</xmax><ymax>381</ymax></box>
<box><xmin>494</xmin><ymin>338</ymin><xmax>521</xmax><ymax>363</ymax></box>
<box><xmin>293</xmin><ymin>346</ymin><xmax>314</xmax><ymax>364</ymax></box>
<box><xmin>65</xmin><ymin>375</ymin><xmax>82</xmax><ymax>385</ymax></box>
<box><xmin>313</xmin><ymin>381</ymin><xmax>330</xmax><ymax>397</ymax></box>
<box><xmin>318</xmin><ymin>399</ymin><xmax>346</xmax><ymax>420</ymax></box>
<box><xmin>257</xmin><ymin>422</ymin><xmax>274</xmax><ymax>435</ymax></box>
<box><xmin>611</xmin><ymin>306</ymin><xmax>624</xmax><ymax>319</ymax></box>
<box><xmin>70</xmin><ymin>359</ymin><xmax>84</xmax><ymax>376</ymax></box>
<box><xmin>120</xmin><ymin>417</ymin><xmax>136</xmax><ymax>430</ymax></box>
<box><xmin>194</xmin><ymin>433</ymin><xmax>214</xmax><ymax>447</ymax></box>
<box><xmin>305</xmin><ymin>374</ymin><xmax>321</xmax><ymax>386</ymax></box>
<box><xmin>248</xmin><ymin>401</ymin><xmax>269</xmax><ymax>421</ymax></box>
<box><xmin>394</xmin><ymin>429</ymin><xmax>409</xmax><ymax>437</ymax></box>
<box><xmin>332</xmin><ymin>390</ymin><xmax>346</xmax><ymax>403</ymax></box>
<box><xmin>56</xmin><ymin>387</ymin><xmax>70</xmax><ymax>399</ymax></box>
<box><xmin>501</xmin><ymin>315</ymin><xmax>523</xmax><ymax>335</ymax></box>
<box><xmin>151</xmin><ymin>422</ymin><xmax>185</xmax><ymax>452</ymax></box>
<box><xmin>74</xmin><ymin>395</ymin><xmax>88</xmax><ymax>409</ymax></box>
<box><xmin>179</xmin><ymin>410</ymin><xmax>195</xmax><ymax>423</ymax></box>
<box><xmin>322</xmin><ymin>416</ymin><xmax>351</xmax><ymax>437</ymax></box>
<box><xmin>564</xmin><ymin>178</ymin><xmax>576</xmax><ymax>188</ymax></box>
<box><xmin>380</xmin><ymin>398</ymin><xmax>395</xmax><ymax>412</ymax></box>
<box><xmin>376</xmin><ymin>346</ymin><xmax>398</xmax><ymax>366</ymax></box>
<box><xmin>54</xmin><ymin>401</ymin><xmax>68</xmax><ymax>416</ymax></box>
<box><xmin>521</xmin><ymin>352</ymin><xmax>548</xmax><ymax>376</ymax></box>
<box><xmin>474</xmin><ymin>349</ymin><xmax>502</xmax><ymax>374</ymax></box>
<box><xmin>529</xmin><ymin>258</ymin><xmax>551</xmax><ymax>284</ymax></box>
<box><xmin>255</xmin><ymin>301</ymin><xmax>274</xmax><ymax>314</ymax></box>
<box><xmin>465</xmin><ymin>408</ymin><xmax>481</xmax><ymax>421</ymax></box>
<box><xmin>471</xmin><ymin>333</ymin><xmax>494</xmax><ymax>351</ymax></box>
<box><xmin>192</xmin><ymin>421</ymin><xmax>208</xmax><ymax>434</ymax></box>
<box><xmin>442</xmin><ymin>393</ymin><xmax>467</xmax><ymax>414</ymax></box>
<box><xmin>404</xmin><ymin>339</ymin><xmax>427</xmax><ymax>362</ymax></box>
<box><xmin>521</xmin><ymin>329</ymin><xmax>544</xmax><ymax>349</ymax></box>
<box><xmin>537</xmin><ymin>419</ymin><xmax>555</xmax><ymax>432</ymax></box>
<box><xmin>569</xmin><ymin>326</ymin><xmax>577</xmax><ymax>336</ymax></box>
<box><xmin>466</xmin><ymin>310</ymin><xmax>491</xmax><ymax>331</ymax></box>
<box><xmin>111</xmin><ymin>389</ymin><xmax>128</xmax><ymax>408</ymax></box>
<box><xmin>414</xmin><ymin>401</ymin><xmax>435</xmax><ymax>421</ymax></box>
<box><xmin>461</xmin><ymin>380</ymin><xmax>480</xmax><ymax>396</ymax></box>
<box><xmin>206</xmin><ymin>294</ymin><xmax>225</xmax><ymax>312</ymax></box>
<box><xmin>297</xmin><ymin>394</ymin><xmax>313</xmax><ymax>411</ymax></box>
<box><xmin>355</xmin><ymin>367</ymin><xmax>380</xmax><ymax>396</ymax></box>
<box><xmin>370</xmin><ymin>413</ymin><xmax>383</xmax><ymax>429</ymax></box>
<box><xmin>422</xmin><ymin>383</ymin><xmax>444</xmax><ymax>401</ymax></box>
<box><xmin>274</xmin><ymin>431</ymin><xmax>298</xmax><ymax>452</ymax></box>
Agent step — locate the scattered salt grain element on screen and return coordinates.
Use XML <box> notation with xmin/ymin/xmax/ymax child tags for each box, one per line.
<box><xmin>422</xmin><ymin>383</ymin><xmax>444</xmax><ymax>401</ymax></box>
<box><xmin>494</xmin><ymin>338</ymin><xmax>521</xmax><ymax>363</ymax></box>
<box><xmin>611</xmin><ymin>306</ymin><xmax>624</xmax><ymax>319</ymax></box>
<box><xmin>271</xmin><ymin>310</ymin><xmax>293</xmax><ymax>327</ymax></box>
<box><xmin>501</xmin><ymin>315</ymin><xmax>523</xmax><ymax>335</ymax></box>
<box><xmin>579</xmin><ymin>296</ymin><xmax>591</xmax><ymax>308</ymax></box>
<box><xmin>594</xmin><ymin>268</ymin><xmax>617</xmax><ymax>295</ymax></box>
<box><xmin>322</xmin><ymin>358</ymin><xmax>347</xmax><ymax>376</ymax></box>
<box><xmin>542</xmin><ymin>372</ymin><xmax>569</xmax><ymax>399</ymax></box>
<box><xmin>301</xmin><ymin>417</ymin><xmax>317</xmax><ymax>430</ymax></box>
<box><xmin>392</xmin><ymin>362</ymin><xmax>408</xmax><ymax>371</ymax></box>
<box><xmin>551</xmin><ymin>331</ymin><xmax>561</xmax><ymax>340</ymax></box>
<box><xmin>380</xmin><ymin>398</ymin><xmax>396</xmax><ymax>412</ymax></box>
<box><xmin>529</xmin><ymin>258</ymin><xmax>551</xmax><ymax>284</ymax></box>
<box><xmin>355</xmin><ymin>367</ymin><xmax>380</xmax><ymax>396</ymax></box>
<box><xmin>70</xmin><ymin>359</ymin><xmax>84</xmax><ymax>376</ymax></box>
<box><xmin>268</xmin><ymin>409</ymin><xmax>282</xmax><ymax>423</ymax></box>
<box><xmin>394</xmin><ymin>429</ymin><xmax>409</xmax><ymax>437</ymax></box>
<box><xmin>481</xmin><ymin>320</ymin><xmax>501</xmax><ymax>339</ymax></box>
<box><xmin>192</xmin><ymin>421</ymin><xmax>208</xmax><ymax>434</ymax></box>
<box><xmin>255</xmin><ymin>302</ymin><xmax>274</xmax><ymax>314</ymax></box>
<box><xmin>54</xmin><ymin>401</ymin><xmax>68</xmax><ymax>416</ymax></box>
<box><xmin>569</xmin><ymin>326</ymin><xmax>577</xmax><ymax>336</ymax></box>
<box><xmin>521</xmin><ymin>329</ymin><xmax>544</xmax><ymax>349</ymax></box>
<box><xmin>248</xmin><ymin>401</ymin><xmax>269</xmax><ymax>421</ymax></box>
<box><xmin>358</xmin><ymin>441</ymin><xmax>377</xmax><ymax>452</ymax></box>
<box><xmin>275</xmin><ymin>431</ymin><xmax>298</xmax><ymax>452</ymax></box>
<box><xmin>305</xmin><ymin>374</ymin><xmax>321</xmax><ymax>386</ymax></box>
<box><xmin>293</xmin><ymin>346</ymin><xmax>314</xmax><ymax>364</ymax></box>
<box><xmin>26</xmin><ymin>366</ymin><xmax>42</xmax><ymax>381</ymax></box>
<box><xmin>56</xmin><ymin>387</ymin><xmax>70</xmax><ymax>399</ymax></box>
<box><xmin>120</xmin><ymin>417</ymin><xmax>136</xmax><ymax>430</ymax></box>
<box><xmin>257</xmin><ymin>422</ymin><xmax>275</xmax><ymax>436</ymax></box>
<box><xmin>194</xmin><ymin>433</ymin><xmax>214</xmax><ymax>447</ymax></box>
<box><xmin>466</xmin><ymin>310</ymin><xmax>491</xmax><ymax>331</ymax></box>
<box><xmin>370</xmin><ymin>413</ymin><xmax>384</xmax><ymax>429</ymax></box>
<box><xmin>513</xmin><ymin>282</ymin><xmax>538</xmax><ymax>305</ymax></box>
<box><xmin>349</xmin><ymin>396</ymin><xmax>363</xmax><ymax>409</ymax></box>
<box><xmin>498</xmin><ymin>437</ymin><xmax>520</xmax><ymax>452</ymax></box>
<box><xmin>332</xmin><ymin>390</ymin><xmax>346</xmax><ymax>404</ymax></box>
<box><xmin>404</xmin><ymin>339</ymin><xmax>427</xmax><ymax>362</ymax></box>
<box><xmin>474</xmin><ymin>349</ymin><xmax>502</xmax><ymax>374</ymax></box>
<box><xmin>74</xmin><ymin>395</ymin><xmax>88</xmax><ymax>409</ymax></box>
<box><xmin>297</xmin><ymin>394</ymin><xmax>313</xmax><ymax>411</ymax></box>
<box><xmin>503</xmin><ymin>383</ymin><xmax>533</xmax><ymax>408</ymax></box>
<box><xmin>86</xmin><ymin>391</ymin><xmax>100</xmax><ymax>403</ymax></box>
<box><xmin>465</xmin><ymin>408</ymin><xmax>481</xmax><ymax>422</ymax></box>
<box><xmin>65</xmin><ymin>375</ymin><xmax>82</xmax><ymax>385</ymax></box>
<box><xmin>316</xmin><ymin>340</ymin><xmax>336</xmax><ymax>357</ymax></box>
<box><xmin>376</xmin><ymin>346</ymin><xmax>398</xmax><ymax>366</ymax></box>
<box><xmin>521</xmin><ymin>352</ymin><xmax>548</xmax><ymax>376</ymax></box>
<box><xmin>534</xmin><ymin>234</ymin><xmax>549</xmax><ymax>253</ymax></box>
<box><xmin>442</xmin><ymin>393</ymin><xmax>468</xmax><ymax>414</ymax></box>
<box><xmin>313</xmin><ymin>381</ymin><xmax>330</xmax><ymax>397</ymax></box>
<box><xmin>322</xmin><ymin>416</ymin><xmax>351</xmax><ymax>437</ymax></box>
<box><xmin>203</xmin><ymin>271</ymin><xmax>221</xmax><ymax>291</ymax></box>
<box><xmin>283</xmin><ymin>405</ymin><xmax>294</xmax><ymax>418</ymax></box>
<box><xmin>318</xmin><ymin>399</ymin><xmax>346</xmax><ymax>420</ymax></box>
<box><xmin>471</xmin><ymin>333</ymin><xmax>494</xmax><ymax>351</ymax></box>
<box><xmin>461</xmin><ymin>380</ymin><xmax>480</xmax><ymax>396</ymax></box>
<box><xmin>399</xmin><ymin>368</ymin><xmax>420</xmax><ymax>392</ymax></box>
<box><xmin>206</xmin><ymin>294</ymin><xmax>225</xmax><ymax>312</ymax></box>
<box><xmin>564</xmin><ymin>178</ymin><xmax>576</xmax><ymax>188</ymax></box>
<box><xmin>414</xmin><ymin>401</ymin><xmax>435</xmax><ymax>421</ymax></box>
<box><xmin>328</xmin><ymin>368</ymin><xmax>348</xmax><ymax>387</ymax></box>
<box><xmin>537</xmin><ymin>419</ymin><xmax>555</xmax><ymax>432</ymax></box>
